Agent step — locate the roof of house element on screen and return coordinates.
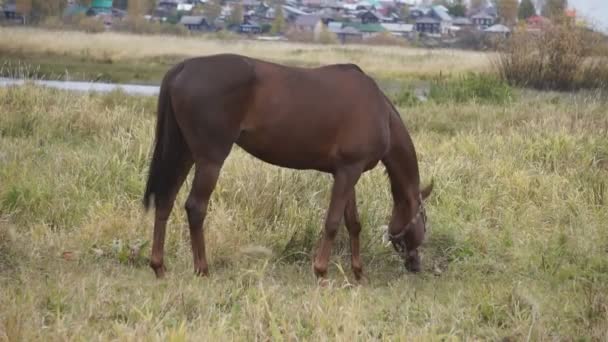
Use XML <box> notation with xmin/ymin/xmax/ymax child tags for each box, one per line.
<box><xmin>527</xmin><ymin>15</ymin><xmax>550</xmax><ymax>24</ymax></box>
<box><xmin>3</xmin><ymin>3</ymin><xmax>17</xmax><ymax>12</ymax></box>
<box><xmin>91</xmin><ymin>0</ymin><xmax>112</xmax><ymax>8</ymax></box>
<box><xmin>431</xmin><ymin>5</ymin><xmax>452</xmax><ymax>21</ymax></box>
<box><xmin>452</xmin><ymin>17</ymin><xmax>472</xmax><ymax>25</ymax></box>
<box><xmin>410</xmin><ymin>6</ymin><xmax>430</xmax><ymax>15</ymax></box>
<box><xmin>295</xmin><ymin>14</ymin><xmax>322</xmax><ymax>27</ymax></box>
<box><xmin>337</xmin><ymin>26</ymin><xmax>363</xmax><ymax>35</ymax></box>
<box><xmin>283</xmin><ymin>5</ymin><xmax>309</xmax><ymax>16</ymax></box>
<box><xmin>416</xmin><ymin>16</ymin><xmax>440</xmax><ymax>24</ymax></box>
<box><xmin>471</xmin><ymin>11</ymin><xmax>495</xmax><ymax>20</ymax></box>
<box><xmin>242</xmin><ymin>0</ymin><xmax>261</xmax><ymax>6</ymax></box>
<box><xmin>180</xmin><ymin>16</ymin><xmax>208</xmax><ymax>25</ymax></box>
<box><xmin>381</xmin><ymin>23</ymin><xmax>414</xmax><ymax>32</ymax></box>
<box><xmin>344</xmin><ymin>22</ymin><xmax>386</xmax><ymax>32</ymax></box>
<box><xmin>484</xmin><ymin>24</ymin><xmax>510</xmax><ymax>33</ymax></box>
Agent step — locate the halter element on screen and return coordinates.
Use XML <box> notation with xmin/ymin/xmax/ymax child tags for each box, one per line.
<box><xmin>388</xmin><ymin>195</ymin><xmax>427</xmax><ymax>255</ymax></box>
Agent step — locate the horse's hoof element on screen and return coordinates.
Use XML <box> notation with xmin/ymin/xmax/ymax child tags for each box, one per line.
<box><xmin>356</xmin><ymin>275</ymin><xmax>369</xmax><ymax>286</ymax></box>
<box><xmin>194</xmin><ymin>267</ymin><xmax>209</xmax><ymax>277</ymax></box>
<box><xmin>317</xmin><ymin>277</ymin><xmax>330</xmax><ymax>288</ymax></box>
<box><xmin>405</xmin><ymin>255</ymin><xmax>421</xmax><ymax>273</ymax></box>
<box><xmin>150</xmin><ymin>262</ymin><xmax>166</xmax><ymax>279</ymax></box>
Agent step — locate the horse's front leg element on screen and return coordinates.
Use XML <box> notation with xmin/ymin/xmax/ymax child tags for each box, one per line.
<box><xmin>344</xmin><ymin>190</ymin><xmax>364</xmax><ymax>281</ymax></box>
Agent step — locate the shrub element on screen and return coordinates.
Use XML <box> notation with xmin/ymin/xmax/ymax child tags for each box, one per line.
<box><xmin>284</xmin><ymin>28</ymin><xmax>314</xmax><ymax>43</ymax></box>
<box><xmin>495</xmin><ymin>22</ymin><xmax>608</xmax><ymax>90</ymax></box>
<box><xmin>40</xmin><ymin>16</ymin><xmax>65</xmax><ymax>31</ymax></box>
<box><xmin>112</xmin><ymin>17</ymin><xmax>159</xmax><ymax>34</ymax></box>
<box><xmin>362</xmin><ymin>32</ymin><xmax>407</xmax><ymax>47</ymax></box>
<box><xmin>315</xmin><ymin>25</ymin><xmax>338</xmax><ymax>45</ymax></box>
<box><xmin>77</xmin><ymin>17</ymin><xmax>106</xmax><ymax>33</ymax></box>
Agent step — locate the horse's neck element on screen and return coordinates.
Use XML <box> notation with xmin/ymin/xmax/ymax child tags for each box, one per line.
<box><xmin>382</xmin><ymin>112</ymin><xmax>420</xmax><ymax>208</ymax></box>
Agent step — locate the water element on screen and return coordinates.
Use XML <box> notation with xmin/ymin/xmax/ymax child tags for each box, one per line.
<box><xmin>0</xmin><ymin>78</ymin><xmax>159</xmax><ymax>96</ymax></box>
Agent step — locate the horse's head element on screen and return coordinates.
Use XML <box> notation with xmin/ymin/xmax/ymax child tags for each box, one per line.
<box><xmin>388</xmin><ymin>181</ymin><xmax>433</xmax><ymax>272</ymax></box>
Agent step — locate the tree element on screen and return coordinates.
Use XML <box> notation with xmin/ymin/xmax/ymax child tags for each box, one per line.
<box><xmin>542</xmin><ymin>0</ymin><xmax>567</xmax><ymax>19</ymax></box>
<box><xmin>518</xmin><ymin>0</ymin><xmax>536</xmax><ymax>19</ymax></box>
<box><xmin>15</xmin><ymin>0</ymin><xmax>32</xmax><ymax>17</ymax></box>
<box><xmin>227</xmin><ymin>3</ymin><xmax>243</xmax><ymax>26</ymax></box>
<box><xmin>447</xmin><ymin>1</ymin><xmax>466</xmax><ymax>17</ymax></box>
<box><xmin>128</xmin><ymin>0</ymin><xmax>145</xmax><ymax>17</ymax></box>
<box><xmin>470</xmin><ymin>0</ymin><xmax>486</xmax><ymax>13</ymax></box>
<box><xmin>203</xmin><ymin>0</ymin><xmax>222</xmax><ymax>25</ymax></box>
<box><xmin>270</xmin><ymin>3</ymin><xmax>285</xmax><ymax>35</ymax></box>
<box><xmin>497</xmin><ymin>0</ymin><xmax>518</xmax><ymax>25</ymax></box>
<box><xmin>114</xmin><ymin>0</ymin><xmax>128</xmax><ymax>10</ymax></box>
<box><xmin>400</xmin><ymin>5</ymin><xmax>410</xmax><ymax>23</ymax></box>
<box><xmin>16</xmin><ymin>0</ymin><xmax>67</xmax><ymax>23</ymax></box>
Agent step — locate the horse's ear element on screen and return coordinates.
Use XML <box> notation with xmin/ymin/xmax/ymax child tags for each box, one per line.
<box><xmin>421</xmin><ymin>179</ymin><xmax>434</xmax><ymax>201</ymax></box>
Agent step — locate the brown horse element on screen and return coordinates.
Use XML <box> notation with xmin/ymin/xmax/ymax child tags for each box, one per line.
<box><xmin>143</xmin><ymin>53</ymin><xmax>432</xmax><ymax>281</ymax></box>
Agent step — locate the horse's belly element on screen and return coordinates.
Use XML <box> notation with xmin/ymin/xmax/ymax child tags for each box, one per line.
<box><xmin>235</xmin><ymin>129</ymin><xmax>340</xmax><ymax>172</ymax></box>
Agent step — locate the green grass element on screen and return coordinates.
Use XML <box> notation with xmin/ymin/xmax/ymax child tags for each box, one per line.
<box><xmin>1</xmin><ymin>84</ymin><xmax>607</xmax><ymax>340</ymax></box>
<box><xmin>0</xmin><ymin>51</ymin><xmax>173</xmax><ymax>84</ymax></box>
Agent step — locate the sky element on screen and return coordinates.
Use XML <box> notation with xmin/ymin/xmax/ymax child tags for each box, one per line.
<box><xmin>568</xmin><ymin>0</ymin><xmax>608</xmax><ymax>32</ymax></box>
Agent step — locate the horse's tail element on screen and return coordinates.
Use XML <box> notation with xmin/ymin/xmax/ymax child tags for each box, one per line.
<box><xmin>143</xmin><ymin>62</ymin><xmax>187</xmax><ymax>211</ymax></box>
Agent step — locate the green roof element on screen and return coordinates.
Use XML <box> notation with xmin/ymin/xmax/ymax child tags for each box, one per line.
<box><xmin>91</xmin><ymin>0</ymin><xmax>113</xmax><ymax>8</ymax></box>
<box><xmin>344</xmin><ymin>23</ymin><xmax>386</xmax><ymax>33</ymax></box>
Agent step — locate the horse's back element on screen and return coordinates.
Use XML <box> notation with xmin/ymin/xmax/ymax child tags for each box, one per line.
<box><xmin>167</xmin><ymin>54</ymin><xmax>391</xmax><ymax>172</ymax></box>
<box><xmin>238</xmin><ymin>57</ymin><xmax>391</xmax><ymax>171</ymax></box>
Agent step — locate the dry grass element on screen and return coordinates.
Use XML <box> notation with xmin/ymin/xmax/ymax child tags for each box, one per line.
<box><xmin>0</xmin><ymin>27</ymin><xmax>493</xmax><ymax>78</ymax></box>
<box><xmin>0</xmin><ymin>83</ymin><xmax>607</xmax><ymax>340</ymax></box>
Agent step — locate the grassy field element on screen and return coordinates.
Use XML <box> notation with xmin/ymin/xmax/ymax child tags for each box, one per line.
<box><xmin>1</xmin><ymin>28</ymin><xmax>608</xmax><ymax>340</ymax></box>
<box><xmin>0</xmin><ymin>27</ymin><xmax>492</xmax><ymax>84</ymax></box>
<box><xmin>1</xmin><ymin>83</ymin><xmax>607</xmax><ymax>340</ymax></box>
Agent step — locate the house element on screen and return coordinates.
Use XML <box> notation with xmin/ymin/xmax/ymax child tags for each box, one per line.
<box><xmin>484</xmin><ymin>24</ymin><xmax>510</xmax><ymax>38</ymax></box>
<box><xmin>294</xmin><ymin>14</ymin><xmax>323</xmax><ymax>32</ymax></box>
<box><xmin>302</xmin><ymin>0</ymin><xmax>323</xmax><ymax>9</ymax></box>
<box><xmin>357</xmin><ymin>10</ymin><xmax>381</xmax><ymax>24</ymax></box>
<box><xmin>180</xmin><ymin>15</ymin><xmax>213</xmax><ymax>31</ymax></box>
<box><xmin>2</xmin><ymin>2</ymin><xmax>23</xmax><ymax>22</ymax></box>
<box><xmin>282</xmin><ymin>5</ymin><xmax>310</xmax><ymax>22</ymax></box>
<box><xmin>381</xmin><ymin>23</ymin><xmax>415</xmax><ymax>38</ymax></box>
<box><xmin>408</xmin><ymin>6</ymin><xmax>428</xmax><ymax>20</ymax></box>
<box><xmin>429</xmin><ymin>5</ymin><xmax>452</xmax><ymax>34</ymax></box>
<box><xmin>415</xmin><ymin>17</ymin><xmax>441</xmax><ymax>35</ymax></box>
<box><xmin>239</xmin><ymin>23</ymin><xmax>262</xmax><ymax>34</ymax></box>
<box><xmin>344</xmin><ymin>22</ymin><xmax>386</xmax><ymax>38</ymax></box>
<box><xmin>242</xmin><ymin>0</ymin><xmax>262</xmax><ymax>11</ymax></box>
<box><xmin>471</xmin><ymin>11</ymin><xmax>495</xmax><ymax>30</ymax></box>
<box><xmin>330</xmin><ymin>24</ymin><xmax>364</xmax><ymax>43</ymax></box>
<box><xmin>526</xmin><ymin>15</ymin><xmax>551</xmax><ymax>31</ymax></box>
<box><xmin>452</xmin><ymin>17</ymin><xmax>473</xmax><ymax>29</ymax></box>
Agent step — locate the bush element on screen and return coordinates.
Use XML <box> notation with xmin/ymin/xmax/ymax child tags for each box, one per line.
<box><xmin>40</xmin><ymin>16</ymin><xmax>65</xmax><ymax>30</ymax></box>
<box><xmin>159</xmin><ymin>22</ymin><xmax>190</xmax><ymax>36</ymax></box>
<box><xmin>77</xmin><ymin>17</ymin><xmax>106</xmax><ymax>33</ymax></box>
<box><xmin>495</xmin><ymin>22</ymin><xmax>608</xmax><ymax>90</ymax></box>
<box><xmin>284</xmin><ymin>28</ymin><xmax>314</xmax><ymax>43</ymax></box>
<box><xmin>113</xmin><ymin>17</ymin><xmax>161</xmax><ymax>34</ymax></box>
<box><xmin>362</xmin><ymin>32</ymin><xmax>407</xmax><ymax>47</ymax></box>
<box><xmin>315</xmin><ymin>25</ymin><xmax>338</xmax><ymax>45</ymax></box>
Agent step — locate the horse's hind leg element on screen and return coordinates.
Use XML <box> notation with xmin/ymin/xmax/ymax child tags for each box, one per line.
<box><xmin>313</xmin><ymin>165</ymin><xmax>363</xmax><ymax>281</ymax></box>
<box><xmin>344</xmin><ymin>190</ymin><xmax>364</xmax><ymax>281</ymax></box>
<box><xmin>150</xmin><ymin>156</ymin><xmax>193</xmax><ymax>278</ymax></box>
<box><xmin>184</xmin><ymin>159</ymin><xmax>224</xmax><ymax>276</ymax></box>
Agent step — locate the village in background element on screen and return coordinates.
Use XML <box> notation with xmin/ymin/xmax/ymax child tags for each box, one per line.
<box><xmin>0</xmin><ymin>0</ymin><xmax>597</xmax><ymax>49</ymax></box>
